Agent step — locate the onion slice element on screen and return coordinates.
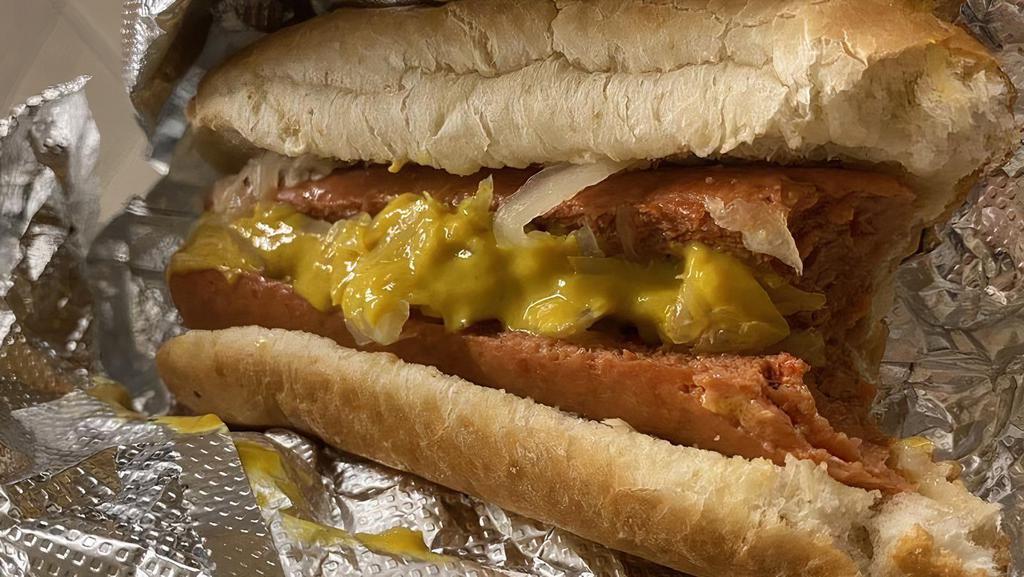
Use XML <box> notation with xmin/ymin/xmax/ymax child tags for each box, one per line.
<box><xmin>494</xmin><ymin>160</ymin><xmax>634</xmax><ymax>247</ymax></box>
<box><xmin>703</xmin><ymin>197</ymin><xmax>803</xmax><ymax>274</ymax></box>
<box><xmin>575</xmin><ymin>222</ymin><xmax>604</xmax><ymax>257</ymax></box>
<box><xmin>212</xmin><ymin>152</ymin><xmax>338</xmax><ymax>219</ymax></box>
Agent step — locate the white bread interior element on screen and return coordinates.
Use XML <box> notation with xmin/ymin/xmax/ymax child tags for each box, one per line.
<box><xmin>189</xmin><ymin>0</ymin><xmax>1016</xmax><ymax>224</ymax></box>
<box><xmin>157</xmin><ymin>327</ymin><xmax>1008</xmax><ymax>577</ymax></box>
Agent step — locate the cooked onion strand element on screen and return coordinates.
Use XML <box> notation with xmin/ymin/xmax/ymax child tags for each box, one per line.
<box><xmin>494</xmin><ymin>160</ymin><xmax>633</xmax><ymax>248</ymax></box>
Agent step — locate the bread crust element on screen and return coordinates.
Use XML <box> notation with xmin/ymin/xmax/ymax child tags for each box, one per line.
<box><xmin>157</xmin><ymin>327</ymin><xmax>1007</xmax><ymax>577</ymax></box>
<box><xmin>190</xmin><ymin>0</ymin><xmax>1015</xmax><ymax>223</ymax></box>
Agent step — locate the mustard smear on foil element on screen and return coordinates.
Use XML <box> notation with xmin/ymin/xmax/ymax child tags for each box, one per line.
<box><xmin>235</xmin><ymin>439</ymin><xmax>446</xmax><ymax>562</ymax></box>
<box><xmin>171</xmin><ymin>180</ymin><xmax>824</xmax><ymax>353</ymax></box>
<box><xmin>153</xmin><ymin>414</ymin><xmax>228</xmax><ymax>435</ymax></box>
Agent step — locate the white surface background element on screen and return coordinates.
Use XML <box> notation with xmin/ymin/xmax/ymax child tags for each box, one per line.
<box><xmin>1</xmin><ymin>0</ymin><xmax>161</xmax><ymax>222</ymax></box>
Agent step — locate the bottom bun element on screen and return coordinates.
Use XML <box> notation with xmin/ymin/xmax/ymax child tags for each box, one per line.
<box><xmin>156</xmin><ymin>327</ymin><xmax>1008</xmax><ymax>577</ymax></box>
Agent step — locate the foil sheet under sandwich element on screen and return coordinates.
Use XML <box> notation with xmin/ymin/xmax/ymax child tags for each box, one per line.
<box><xmin>0</xmin><ymin>1</ymin><xmax>1021</xmax><ymax>576</ymax></box>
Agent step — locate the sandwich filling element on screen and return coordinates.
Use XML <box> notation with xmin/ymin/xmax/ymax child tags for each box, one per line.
<box><xmin>169</xmin><ymin>158</ymin><xmax>918</xmax><ymax>492</ymax></box>
<box><xmin>173</xmin><ymin>179</ymin><xmax>825</xmax><ymax>353</ymax></box>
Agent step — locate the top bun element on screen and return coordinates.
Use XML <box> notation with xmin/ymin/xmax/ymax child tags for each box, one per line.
<box><xmin>190</xmin><ymin>0</ymin><xmax>1017</xmax><ymax>221</ymax></box>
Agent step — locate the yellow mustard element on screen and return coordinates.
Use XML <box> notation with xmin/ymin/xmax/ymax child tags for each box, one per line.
<box><xmin>171</xmin><ymin>181</ymin><xmax>824</xmax><ymax>352</ymax></box>
<box><xmin>153</xmin><ymin>414</ymin><xmax>228</xmax><ymax>435</ymax></box>
<box><xmin>235</xmin><ymin>439</ymin><xmax>306</xmax><ymax>510</ymax></box>
<box><xmin>235</xmin><ymin>439</ymin><xmax>448</xmax><ymax>562</ymax></box>
<box><xmin>355</xmin><ymin>527</ymin><xmax>448</xmax><ymax>562</ymax></box>
<box><xmin>86</xmin><ymin>377</ymin><xmax>136</xmax><ymax>414</ymax></box>
<box><xmin>279</xmin><ymin>513</ymin><xmax>448</xmax><ymax>562</ymax></box>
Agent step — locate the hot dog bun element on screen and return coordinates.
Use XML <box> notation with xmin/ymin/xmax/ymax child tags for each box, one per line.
<box><xmin>189</xmin><ymin>0</ymin><xmax>1015</xmax><ymax>222</ymax></box>
<box><xmin>157</xmin><ymin>327</ymin><xmax>1008</xmax><ymax>577</ymax></box>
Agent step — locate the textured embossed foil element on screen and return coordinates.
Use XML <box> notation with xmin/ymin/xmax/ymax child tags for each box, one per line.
<box><xmin>874</xmin><ymin>3</ymin><xmax>1024</xmax><ymax>572</ymax></box>
<box><xmin>0</xmin><ymin>78</ymin><xmax>283</xmax><ymax>577</ymax></box>
<box><xmin>0</xmin><ymin>1</ymin><xmax>1020</xmax><ymax>576</ymax></box>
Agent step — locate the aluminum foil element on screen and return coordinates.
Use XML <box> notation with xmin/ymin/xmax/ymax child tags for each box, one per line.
<box><xmin>245</xmin><ymin>429</ymin><xmax>671</xmax><ymax>577</ymax></box>
<box><xmin>0</xmin><ymin>77</ymin><xmax>283</xmax><ymax>577</ymax></box>
<box><xmin>872</xmin><ymin>2</ymin><xmax>1024</xmax><ymax>569</ymax></box>
<box><xmin>0</xmin><ymin>76</ymin><xmax>98</xmax><ymax>379</ymax></box>
<box><xmin>1</xmin><ymin>1</ymin><xmax>1022</xmax><ymax>576</ymax></box>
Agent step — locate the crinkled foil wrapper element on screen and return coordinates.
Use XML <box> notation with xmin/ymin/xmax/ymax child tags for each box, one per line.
<box><xmin>0</xmin><ymin>1</ymin><xmax>1021</xmax><ymax>575</ymax></box>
